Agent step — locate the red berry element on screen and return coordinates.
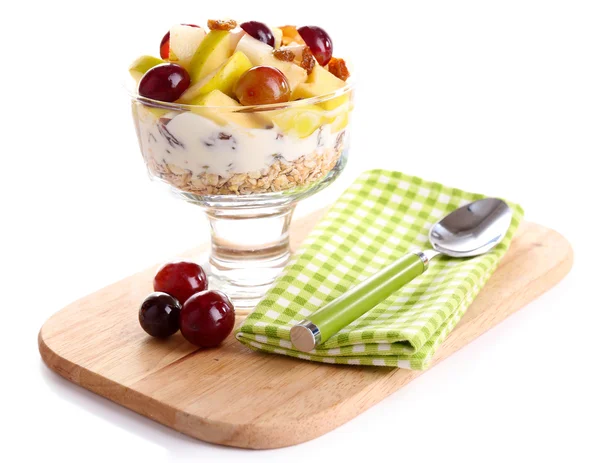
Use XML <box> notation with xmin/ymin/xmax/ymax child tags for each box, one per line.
<box><xmin>180</xmin><ymin>291</ymin><xmax>235</xmax><ymax>348</ymax></box>
<box><xmin>240</xmin><ymin>21</ymin><xmax>274</xmax><ymax>47</ymax></box>
<box><xmin>153</xmin><ymin>261</ymin><xmax>208</xmax><ymax>304</ymax></box>
<box><xmin>297</xmin><ymin>25</ymin><xmax>333</xmax><ymax>66</ymax></box>
<box><xmin>139</xmin><ymin>292</ymin><xmax>181</xmax><ymax>338</ymax></box>
<box><xmin>235</xmin><ymin>66</ymin><xmax>291</xmax><ymax>106</ymax></box>
<box><xmin>160</xmin><ymin>31</ymin><xmax>170</xmax><ymax>59</ymax></box>
<box><xmin>138</xmin><ymin>63</ymin><xmax>190</xmax><ymax>102</ymax></box>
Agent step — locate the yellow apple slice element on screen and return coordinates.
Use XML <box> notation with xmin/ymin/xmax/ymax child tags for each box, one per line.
<box><xmin>188</xmin><ymin>30</ymin><xmax>233</xmax><ymax>83</ymax></box>
<box><xmin>168</xmin><ymin>25</ymin><xmax>206</xmax><ymax>67</ymax></box>
<box><xmin>188</xmin><ymin>90</ymin><xmax>269</xmax><ymax>129</ymax></box>
<box><xmin>269</xmin><ymin>105</ymin><xmax>325</xmax><ymax>138</ymax></box>
<box><xmin>134</xmin><ymin>102</ymin><xmax>171</xmax><ymax>121</ymax></box>
<box><xmin>129</xmin><ymin>55</ymin><xmax>164</xmax><ymax>82</ymax></box>
<box><xmin>292</xmin><ymin>64</ymin><xmax>349</xmax><ymax>110</ymax></box>
<box><xmin>179</xmin><ymin>51</ymin><xmax>252</xmax><ymax>103</ymax></box>
<box><xmin>328</xmin><ymin>108</ymin><xmax>350</xmax><ymax>132</ymax></box>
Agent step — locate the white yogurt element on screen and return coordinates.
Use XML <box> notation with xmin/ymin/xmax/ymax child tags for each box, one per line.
<box><xmin>135</xmin><ymin>109</ymin><xmax>341</xmax><ymax>177</ymax></box>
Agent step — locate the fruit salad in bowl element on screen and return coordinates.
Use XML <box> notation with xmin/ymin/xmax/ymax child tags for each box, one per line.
<box><xmin>129</xmin><ymin>20</ymin><xmax>353</xmax><ymax>198</ymax></box>
<box><xmin>127</xmin><ymin>19</ymin><xmax>354</xmax><ymax>311</ymax></box>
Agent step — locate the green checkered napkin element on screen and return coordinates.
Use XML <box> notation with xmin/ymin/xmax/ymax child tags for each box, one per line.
<box><xmin>236</xmin><ymin>169</ymin><xmax>524</xmax><ymax>369</ymax></box>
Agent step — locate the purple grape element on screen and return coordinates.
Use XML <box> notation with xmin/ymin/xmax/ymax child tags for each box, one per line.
<box><xmin>298</xmin><ymin>25</ymin><xmax>333</xmax><ymax>66</ymax></box>
<box><xmin>138</xmin><ymin>63</ymin><xmax>190</xmax><ymax>102</ymax></box>
<box><xmin>139</xmin><ymin>292</ymin><xmax>182</xmax><ymax>338</ymax></box>
<box><xmin>240</xmin><ymin>21</ymin><xmax>275</xmax><ymax>47</ymax></box>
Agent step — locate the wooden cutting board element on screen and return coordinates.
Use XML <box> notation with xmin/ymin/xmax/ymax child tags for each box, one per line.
<box><xmin>38</xmin><ymin>209</ymin><xmax>573</xmax><ymax>449</ymax></box>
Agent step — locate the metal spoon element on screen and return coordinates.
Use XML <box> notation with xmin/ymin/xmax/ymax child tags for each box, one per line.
<box><xmin>290</xmin><ymin>198</ymin><xmax>512</xmax><ymax>352</ymax></box>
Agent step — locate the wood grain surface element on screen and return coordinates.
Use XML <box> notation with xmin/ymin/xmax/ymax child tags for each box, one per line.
<box><xmin>38</xmin><ymin>210</ymin><xmax>573</xmax><ymax>449</ymax></box>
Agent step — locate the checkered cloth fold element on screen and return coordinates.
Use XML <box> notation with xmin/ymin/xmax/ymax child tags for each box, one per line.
<box><xmin>236</xmin><ymin>170</ymin><xmax>524</xmax><ymax>369</ymax></box>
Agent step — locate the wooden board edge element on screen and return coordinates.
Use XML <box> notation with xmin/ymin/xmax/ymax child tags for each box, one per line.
<box><xmin>38</xmin><ymin>329</ymin><xmax>258</xmax><ymax>447</ymax></box>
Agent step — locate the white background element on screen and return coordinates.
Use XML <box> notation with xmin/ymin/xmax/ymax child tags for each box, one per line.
<box><xmin>2</xmin><ymin>0</ymin><xmax>599</xmax><ymax>461</ymax></box>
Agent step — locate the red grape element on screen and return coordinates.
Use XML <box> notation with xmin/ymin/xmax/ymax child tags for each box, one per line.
<box><xmin>139</xmin><ymin>292</ymin><xmax>181</xmax><ymax>338</ymax></box>
<box><xmin>153</xmin><ymin>260</ymin><xmax>208</xmax><ymax>304</ymax></box>
<box><xmin>297</xmin><ymin>26</ymin><xmax>333</xmax><ymax>66</ymax></box>
<box><xmin>240</xmin><ymin>21</ymin><xmax>275</xmax><ymax>47</ymax></box>
<box><xmin>235</xmin><ymin>66</ymin><xmax>291</xmax><ymax>106</ymax></box>
<box><xmin>138</xmin><ymin>63</ymin><xmax>190</xmax><ymax>102</ymax></box>
<box><xmin>180</xmin><ymin>291</ymin><xmax>235</xmax><ymax>348</ymax></box>
<box><xmin>159</xmin><ymin>24</ymin><xmax>201</xmax><ymax>60</ymax></box>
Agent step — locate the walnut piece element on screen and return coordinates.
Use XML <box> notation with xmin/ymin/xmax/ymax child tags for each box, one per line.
<box><xmin>328</xmin><ymin>57</ymin><xmax>350</xmax><ymax>81</ymax></box>
<box><xmin>207</xmin><ymin>19</ymin><xmax>237</xmax><ymax>31</ymax></box>
<box><xmin>300</xmin><ymin>47</ymin><xmax>315</xmax><ymax>74</ymax></box>
<box><xmin>273</xmin><ymin>49</ymin><xmax>295</xmax><ymax>62</ymax></box>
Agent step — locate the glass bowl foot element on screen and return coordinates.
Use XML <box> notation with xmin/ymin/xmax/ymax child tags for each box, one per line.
<box><xmin>199</xmin><ymin>204</ymin><xmax>294</xmax><ymax>316</ymax></box>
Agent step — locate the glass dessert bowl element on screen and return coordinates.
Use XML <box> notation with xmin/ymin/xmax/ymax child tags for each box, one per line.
<box><xmin>128</xmin><ymin>20</ymin><xmax>354</xmax><ymax>312</ymax></box>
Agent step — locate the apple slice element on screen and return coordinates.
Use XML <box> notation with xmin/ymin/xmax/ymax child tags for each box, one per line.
<box><xmin>129</xmin><ymin>55</ymin><xmax>164</xmax><ymax>82</ymax></box>
<box><xmin>179</xmin><ymin>51</ymin><xmax>253</xmax><ymax>103</ymax></box>
<box><xmin>328</xmin><ymin>106</ymin><xmax>351</xmax><ymax>132</ymax></box>
<box><xmin>229</xmin><ymin>29</ymin><xmax>246</xmax><ymax>51</ymax></box>
<box><xmin>271</xmin><ymin>26</ymin><xmax>283</xmax><ymax>48</ymax></box>
<box><xmin>235</xmin><ymin>35</ymin><xmax>307</xmax><ymax>90</ymax></box>
<box><xmin>168</xmin><ymin>25</ymin><xmax>206</xmax><ymax>67</ymax></box>
<box><xmin>188</xmin><ymin>30</ymin><xmax>233</xmax><ymax>83</ymax></box>
<box><xmin>136</xmin><ymin>103</ymin><xmax>172</xmax><ymax>120</ymax></box>
<box><xmin>292</xmin><ymin>64</ymin><xmax>348</xmax><ymax>110</ymax></box>
<box><xmin>269</xmin><ymin>105</ymin><xmax>325</xmax><ymax>138</ymax></box>
<box><xmin>188</xmin><ymin>90</ymin><xmax>269</xmax><ymax>129</ymax></box>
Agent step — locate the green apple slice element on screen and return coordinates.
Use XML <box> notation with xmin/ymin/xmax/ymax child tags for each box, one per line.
<box><xmin>129</xmin><ymin>55</ymin><xmax>164</xmax><ymax>82</ymax></box>
<box><xmin>235</xmin><ymin>35</ymin><xmax>307</xmax><ymax>90</ymax></box>
<box><xmin>189</xmin><ymin>90</ymin><xmax>269</xmax><ymax>129</ymax></box>
<box><xmin>269</xmin><ymin>105</ymin><xmax>325</xmax><ymax>138</ymax></box>
<box><xmin>188</xmin><ymin>30</ymin><xmax>233</xmax><ymax>83</ymax></box>
<box><xmin>168</xmin><ymin>24</ymin><xmax>206</xmax><ymax>67</ymax></box>
<box><xmin>179</xmin><ymin>51</ymin><xmax>252</xmax><ymax>103</ymax></box>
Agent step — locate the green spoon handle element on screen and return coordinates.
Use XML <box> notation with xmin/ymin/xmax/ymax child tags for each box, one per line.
<box><xmin>293</xmin><ymin>252</ymin><xmax>428</xmax><ymax>351</ymax></box>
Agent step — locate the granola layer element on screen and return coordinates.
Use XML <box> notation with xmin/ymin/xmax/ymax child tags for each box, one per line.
<box><xmin>146</xmin><ymin>142</ymin><xmax>344</xmax><ymax>195</ymax></box>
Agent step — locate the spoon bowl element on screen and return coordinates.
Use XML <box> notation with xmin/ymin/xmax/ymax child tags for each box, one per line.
<box><xmin>429</xmin><ymin>198</ymin><xmax>513</xmax><ymax>257</ymax></box>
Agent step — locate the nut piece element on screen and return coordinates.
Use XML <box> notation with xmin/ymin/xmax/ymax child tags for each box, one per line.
<box><xmin>328</xmin><ymin>57</ymin><xmax>350</xmax><ymax>81</ymax></box>
<box><xmin>273</xmin><ymin>49</ymin><xmax>295</xmax><ymax>62</ymax></box>
<box><xmin>207</xmin><ymin>19</ymin><xmax>237</xmax><ymax>31</ymax></box>
<box><xmin>300</xmin><ymin>47</ymin><xmax>315</xmax><ymax>74</ymax></box>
